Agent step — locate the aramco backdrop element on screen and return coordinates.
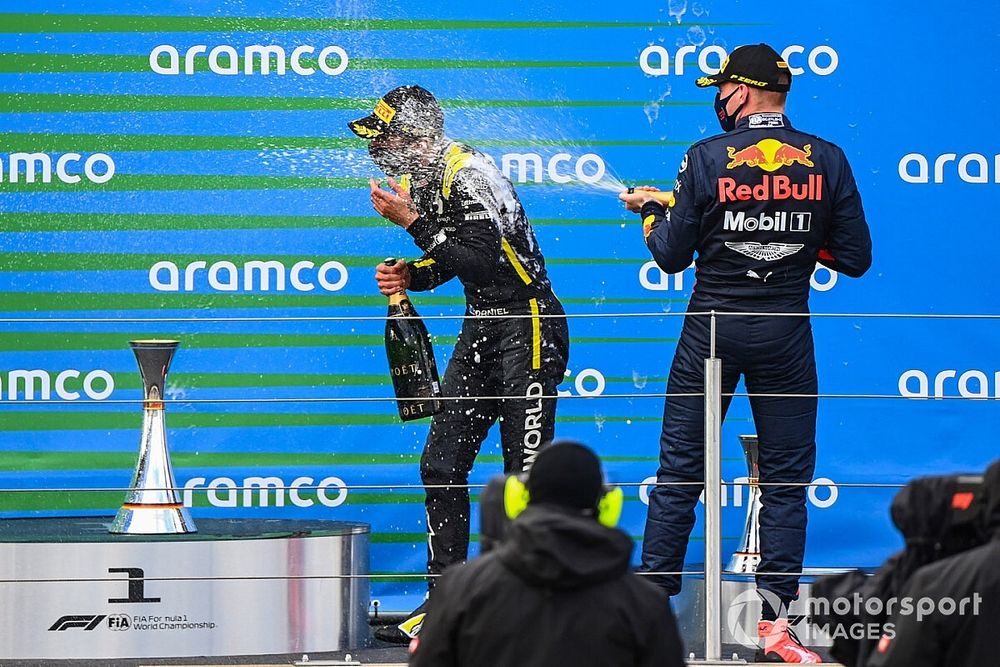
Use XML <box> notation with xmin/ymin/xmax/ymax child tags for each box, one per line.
<box><xmin>1</xmin><ymin>1</ymin><xmax>998</xmax><ymax>607</ymax></box>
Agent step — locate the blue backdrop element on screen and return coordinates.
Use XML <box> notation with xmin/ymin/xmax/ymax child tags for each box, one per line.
<box><xmin>0</xmin><ymin>0</ymin><xmax>997</xmax><ymax>608</ymax></box>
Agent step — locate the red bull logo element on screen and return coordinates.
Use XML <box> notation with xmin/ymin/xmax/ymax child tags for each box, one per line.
<box><xmin>718</xmin><ymin>174</ymin><xmax>824</xmax><ymax>202</ymax></box>
<box><xmin>726</xmin><ymin>138</ymin><xmax>814</xmax><ymax>172</ymax></box>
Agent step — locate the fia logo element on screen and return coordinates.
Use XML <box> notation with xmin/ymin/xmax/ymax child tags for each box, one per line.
<box><xmin>107</xmin><ymin>614</ymin><xmax>131</xmax><ymax>631</ymax></box>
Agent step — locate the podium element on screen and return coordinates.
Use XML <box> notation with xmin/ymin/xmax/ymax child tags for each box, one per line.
<box><xmin>0</xmin><ymin>517</ymin><xmax>370</xmax><ymax>660</ymax></box>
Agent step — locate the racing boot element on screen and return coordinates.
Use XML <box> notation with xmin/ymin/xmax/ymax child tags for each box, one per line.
<box><xmin>373</xmin><ymin>601</ymin><xmax>427</xmax><ymax>644</ymax></box>
<box><xmin>756</xmin><ymin>618</ymin><xmax>821</xmax><ymax>663</ymax></box>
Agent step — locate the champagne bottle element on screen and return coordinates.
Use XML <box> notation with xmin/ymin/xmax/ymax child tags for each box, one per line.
<box><xmin>626</xmin><ymin>186</ymin><xmax>675</xmax><ymax>205</ymax></box>
<box><xmin>383</xmin><ymin>258</ymin><xmax>444</xmax><ymax>421</ymax></box>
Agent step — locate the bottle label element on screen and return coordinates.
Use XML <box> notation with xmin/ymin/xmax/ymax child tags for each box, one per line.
<box><xmin>400</xmin><ymin>400</ymin><xmax>440</xmax><ymax>419</ymax></box>
<box><xmin>391</xmin><ymin>363</ymin><xmax>423</xmax><ymax>377</ymax></box>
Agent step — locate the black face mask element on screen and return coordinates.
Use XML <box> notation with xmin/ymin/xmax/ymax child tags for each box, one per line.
<box><xmin>714</xmin><ymin>87</ymin><xmax>746</xmax><ymax>132</ymax></box>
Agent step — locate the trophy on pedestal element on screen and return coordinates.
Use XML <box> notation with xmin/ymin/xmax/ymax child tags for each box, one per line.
<box><xmin>110</xmin><ymin>340</ymin><xmax>196</xmax><ymax>535</ymax></box>
<box><xmin>727</xmin><ymin>434</ymin><xmax>762</xmax><ymax>573</ymax></box>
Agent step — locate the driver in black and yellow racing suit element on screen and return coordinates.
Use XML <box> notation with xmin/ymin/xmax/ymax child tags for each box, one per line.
<box><xmin>350</xmin><ymin>84</ymin><xmax>570</xmax><ymax>643</ymax></box>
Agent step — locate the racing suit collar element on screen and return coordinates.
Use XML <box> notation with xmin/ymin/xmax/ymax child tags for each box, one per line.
<box><xmin>735</xmin><ymin>112</ymin><xmax>792</xmax><ymax>130</ymax></box>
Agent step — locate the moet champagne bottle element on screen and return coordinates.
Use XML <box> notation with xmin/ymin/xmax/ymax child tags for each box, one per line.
<box><xmin>384</xmin><ymin>259</ymin><xmax>444</xmax><ymax>421</ymax></box>
<box><xmin>626</xmin><ymin>186</ymin><xmax>676</xmax><ymax>206</ymax></box>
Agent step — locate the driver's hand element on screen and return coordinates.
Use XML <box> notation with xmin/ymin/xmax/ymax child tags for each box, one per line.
<box><xmin>375</xmin><ymin>261</ymin><xmax>411</xmax><ymax>295</ymax></box>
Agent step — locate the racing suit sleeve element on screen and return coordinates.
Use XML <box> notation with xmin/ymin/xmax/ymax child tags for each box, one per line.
<box><xmin>405</xmin><ymin>168</ymin><xmax>502</xmax><ymax>287</ymax></box>
<box><xmin>406</xmin><ymin>255</ymin><xmax>456</xmax><ymax>292</ymax></box>
<box><xmin>819</xmin><ymin>149</ymin><xmax>873</xmax><ymax>278</ymax></box>
<box><xmin>642</xmin><ymin>148</ymin><xmax>705</xmax><ymax>275</ymax></box>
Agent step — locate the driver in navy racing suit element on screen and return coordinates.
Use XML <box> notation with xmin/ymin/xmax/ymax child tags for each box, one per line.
<box><xmin>621</xmin><ymin>43</ymin><xmax>872</xmax><ymax>664</ymax></box>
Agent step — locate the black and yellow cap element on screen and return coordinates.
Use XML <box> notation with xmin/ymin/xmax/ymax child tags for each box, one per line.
<box><xmin>695</xmin><ymin>43</ymin><xmax>792</xmax><ymax>92</ymax></box>
<box><xmin>348</xmin><ymin>85</ymin><xmax>444</xmax><ymax>139</ymax></box>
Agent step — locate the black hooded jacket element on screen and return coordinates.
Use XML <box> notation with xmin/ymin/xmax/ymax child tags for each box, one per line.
<box><xmin>409</xmin><ymin>504</ymin><xmax>685</xmax><ymax>667</ymax></box>
<box><xmin>868</xmin><ymin>460</ymin><xmax>1000</xmax><ymax>667</ymax></box>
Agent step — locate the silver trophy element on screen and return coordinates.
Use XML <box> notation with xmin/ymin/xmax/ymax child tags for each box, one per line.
<box><xmin>110</xmin><ymin>340</ymin><xmax>196</xmax><ymax>534</ymax></box>
<box><xmin>727</xmin><ymin>434</ymin><xmax>762</xmax><ymax>573</ymax></box>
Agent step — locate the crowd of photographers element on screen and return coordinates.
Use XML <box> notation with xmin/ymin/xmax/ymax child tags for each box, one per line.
<box><xmin>383</xmin><ymin>441</ymin><xmax>998</xmax><ymax>666</ymax></box>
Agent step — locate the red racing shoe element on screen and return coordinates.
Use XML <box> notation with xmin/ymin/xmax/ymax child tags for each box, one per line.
<box><xmin>757</xmin><ymin>618</ymin><xmax>821</xmax><ymax>663</ymax></box>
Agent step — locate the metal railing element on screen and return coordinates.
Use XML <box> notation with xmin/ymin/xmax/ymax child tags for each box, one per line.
<box><xmin>704</xmin><ymin>312</ymin><xmax>724</xmax><ymax>660</ymax></box>
<box><xmin>0</xmin><ymin>307</ymin><xmax>994</xmax><ymax>663</ymax></box>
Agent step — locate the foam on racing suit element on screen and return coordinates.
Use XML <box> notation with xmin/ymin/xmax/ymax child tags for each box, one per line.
<box><xmin>638</xmin><ymin>112</ymin><xmax>872</xmax><ymax>604</ymax></box>
<box><xmin>401</xmin><ymin>140</ymin><xmax>569</xmax><ymax>581</ymax></box>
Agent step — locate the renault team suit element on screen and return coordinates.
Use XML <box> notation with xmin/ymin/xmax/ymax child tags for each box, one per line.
<box><xmin>638</xmin><ymin>107</ymin><xmax>872</xmax><ymax>604</ymax></box>
<box><xmin>402</xmin><ymin>139</ymin><xmax>569</xmax><ymax>580</ymax></box>
<box><xmin>352</xmin><ymin>86</ymin><xmax>569</xmax><ymax>642</ymax></box>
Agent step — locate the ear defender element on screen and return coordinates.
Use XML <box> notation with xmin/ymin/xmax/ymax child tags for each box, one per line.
<box><xmin>503</xmin><ymin>474</ymin><xmax>624</xmax><ymax>528</ymax></box>
<box><xmin>503</xmin><ymin>474</ymin><xmax>531</xmax><ymax>520</ymax></box>
<box><xmin>596</xmin><ymin>486</ymin><xmax>624</xmax><ymax>528</ymax></box>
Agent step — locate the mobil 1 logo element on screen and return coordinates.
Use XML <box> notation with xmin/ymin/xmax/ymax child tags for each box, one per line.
<box><xmin>723</xmin><ymin>210</ymin><xmax>812</xmax><ymax>233</ymax></box>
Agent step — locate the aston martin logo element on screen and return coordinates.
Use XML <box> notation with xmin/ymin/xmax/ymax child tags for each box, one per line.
<box><xmin>725</xmin><ymin>241</ymin><xmax>804</xmax><ymax>261</ymax></box>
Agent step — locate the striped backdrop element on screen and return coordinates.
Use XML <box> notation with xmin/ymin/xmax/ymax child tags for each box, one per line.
<box><xmin>1</xmin><ymin>1</ymin><xmax>998</xmax><ymax>606</ymax></box>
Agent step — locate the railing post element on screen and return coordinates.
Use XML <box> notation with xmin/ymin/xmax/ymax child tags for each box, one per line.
<box><xmin>704</xmin><ymin>310</ymin><xmax>722</xmax><ymax>661</ymax></box>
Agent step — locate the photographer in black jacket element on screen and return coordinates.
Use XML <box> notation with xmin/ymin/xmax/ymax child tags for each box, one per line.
<box><xmin>868</xmin><ymin>458</ymin><xmax>1000</xmax><ymax>667</ymax></box>
<box><xmin>409</xmin><ymin>441</ymin><xmax>685</xmax><ymax>667</ymax></box>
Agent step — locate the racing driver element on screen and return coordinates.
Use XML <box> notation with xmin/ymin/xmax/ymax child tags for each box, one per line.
<box><xmin>349</xmin><ymin>84</ymin><xmax>570</xmax><ymax>644</ymax></box>
<box><xmin>620</xmin><ymin>43</ymin><xmax>872</xmax><ymax>663</ymax></box>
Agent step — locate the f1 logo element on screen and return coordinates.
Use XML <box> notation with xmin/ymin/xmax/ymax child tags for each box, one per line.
<box><xmin>48</xmin><ymin>615</ymin><xmax>106</xmax><ymax>631</ymax></box>
<box><xmin>108</xmin><ymin>567</ymin><xmax>160</xmax><ymax>604</ymax></box>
